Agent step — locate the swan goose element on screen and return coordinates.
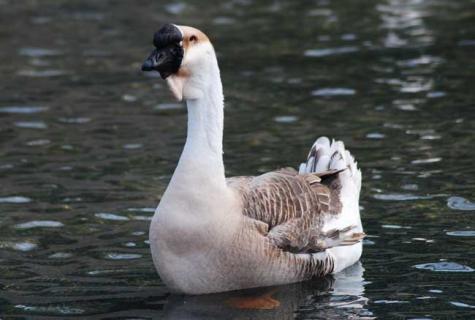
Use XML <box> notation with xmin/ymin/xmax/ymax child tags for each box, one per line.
<box><xmin>141</xmin><ymin>24</ymin><xmax>364</xmax><ymax>295</ymax></box>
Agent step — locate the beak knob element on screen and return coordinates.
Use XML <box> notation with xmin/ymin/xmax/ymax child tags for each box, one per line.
<box><xmin>141</xmin><ymin>24</ymin><xmax>184</xmax><ymax>77</ymax></box>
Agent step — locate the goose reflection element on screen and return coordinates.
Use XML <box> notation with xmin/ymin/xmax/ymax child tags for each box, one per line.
<box><xmin>162</xmin><ymin>262</ymin><xmax>371</xmax><ymax>320</ymax></box>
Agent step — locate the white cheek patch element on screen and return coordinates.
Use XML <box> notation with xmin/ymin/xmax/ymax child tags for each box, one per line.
<box><xmin>182</xmin><ymin>42</ymin><xmax>212</xmax><ymax>67</ymax></box>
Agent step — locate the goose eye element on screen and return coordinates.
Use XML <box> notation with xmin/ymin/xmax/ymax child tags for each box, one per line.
<box><xmin>190</xmin><ymin>35</ymin><xmax>197</xmax><ymax>42</ymax></box>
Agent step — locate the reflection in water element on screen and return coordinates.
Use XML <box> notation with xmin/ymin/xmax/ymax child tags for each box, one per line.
<box><xmin>163</xmin><ymin>263</ymin><xmax>371</xmax><ymax>320</ymax></box>
<box><xmin>378</xmin><ymin>0</ymin><xmax>434</xmax><ymax>48</ymax></box>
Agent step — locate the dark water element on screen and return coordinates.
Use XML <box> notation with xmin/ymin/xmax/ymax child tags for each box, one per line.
<box><xmin>0</xmin><ymin>0</ymin><xmax>474</xmax><ymax>318</ymax></box>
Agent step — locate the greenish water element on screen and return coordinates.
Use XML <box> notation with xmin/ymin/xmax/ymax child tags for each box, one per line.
<box><xmin>0</xmin><ymin>0</ymin><xmax>474</xmax><ymax>318</ymax></box>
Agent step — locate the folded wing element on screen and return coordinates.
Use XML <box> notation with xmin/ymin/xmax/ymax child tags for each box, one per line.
<box><xmin>227</xmin><ymin>167</ymin><xmax>351</xmax><ymax>253</ymax></box>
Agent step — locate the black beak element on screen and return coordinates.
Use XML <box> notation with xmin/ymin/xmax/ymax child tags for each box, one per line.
<box><xmin>141</xmin><ymin>49</ymin><xmax>160</xmax><ymax>72</ymax></box>
<box><xmin>141</xmin><ymin>52</ymin><xmax>156</xmax><ymax>71</ymax></box>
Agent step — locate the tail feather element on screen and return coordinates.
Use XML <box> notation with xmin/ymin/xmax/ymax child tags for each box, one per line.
<box><xmin>316</xmin><ymin>154</ymin><xmax>331</xmax><ymax>172</ymax></box>
<box><xmin>299</xmin><ymin>137</ymin><xmax>361</xmax><ymax>193</ymax></box>
<box><xmin>320</xmin><ymin>225</ymin><xmax>366</xmax><ymax>249</ymax></box>
<box><xmin>299</xmin><ymin>136</ymin><xmax>363</xmax><ymax>273</ymax></box>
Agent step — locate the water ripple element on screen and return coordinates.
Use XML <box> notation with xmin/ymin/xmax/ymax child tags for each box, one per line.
<box><xmin>18</xmin><ymin>47</ymin><xmax>62</xmax><ymax>57</ymax></box>
<box><xmin>374</xmin><ymin>193</ymin><xmax>431</xmax><ymax>201</ymax></box>
<box><xmin>49</xmin><ymin>252</ymin><xmax>73</xmax><ymax>259</ymax></box>
<box><xmin>447</xmin><ymin>197</ymin><xmax>475</xmax><ymax>211</ymax></box>
<box><xmin>26</xmin><ymin>139</ymin><xmax>51</xmax><ymax>146</ymax></box>
<box><xmin>427</xmin><ymin>91</ymin><xmax>446</xmax><ymax>98</ymax></box>
<box><xmin>105</xmin><ymin>253</ymin><xmax>142</xmax><ymax>260</ymax></box>
<box><xmin>57</xmin><ymin>117</ymin><xmax>91</xmax><ymax>124</ymax></box>
<box><xmin>95</xmin><ymin>212</ymin><xmax>129</xmax><ymax>221</ymax></box>
<box><xmin>274</xmin><ymin>115</ymin><xmax>298</xmax><ymax>123</ymax></box>
<box><xmin>127</xmin><ymin>207</ymin><xmax>155</xmax><ymax>213</ymax></box>
<box><xmin>123</xmin><ymin>143</ymin><xmax>143</xmax><ymax>149</ymax></box>
<box><xmin>165</xmin><ymin>3</ymin><xmax>186</xmax><ymax>15</ymax></box>
<box><xmin>154</xmin><ymin>103</ymin><xmax>183</xmax><ymax>111</ymax></box>
<box><xmin>450</xmin><ymin>301</ymin><xmax>475</xmax><ymax>309</ymax></box>
<box><xmin>122</xmin><ymin>94</ymin><xmax>137</xmax><ymax>102</ymax></box>
<box><xmin>0</xmin><ymin>106</ymin><xmax>48</xmax><ymax>114</ymax></box>
<box><xmin>0</xmin><ymin>196</ymin><xmax>32</xmax><ymax>203</ymax></box>
<box><xmin>15</xmin><ymin>220</ymin><xmax>64</xmax><ymax>229</ymax></box>
<box><xmin>414</xmin><ymin>262</ymin><xmax>474</xmax><ymax>273</ymax></box>
<box><xmin>213</xmin><ymin>16</ymin><xmax>236</xmax><ymax>25</ymax></box>
<box><xmin>411</xmin><ymin>158</ymin><xmax>442</xmax><ymax>165</ymax></box>
<box><xmin>15</xmin><ymin>304</ymin><xmax>84</xmax><ymax>315</ymax></box>
<box><xmin>446</xmin><ymin>231</ymin><xmax>475</xmax><ymax>237</ymax></box>
<box><xmin>382</xmin><ymin>224</ymin><xmax>411</xmax><ymax>229</ymax></box>
<box><xmin>304</xmin><ymin>46</ymin><xmax>359</xmax><ymax>57</ymax></box>
<box><xmin>311</xmin><ymin>88</ymin><xmax>356</xmax><ymax>97</ymax></box>
<box><xmin>132</xmin><ymin>215</ymin><xmax>152</xmax><ymax>221</ymax></box>
<box><xmin>0</xmin><ymin>240</ymin><xmax>38</xmax><ymax>251</ymax></box>
<box><xmin>397</xmin><ymin>55</ymin><xmax>443</xmax><ymax>68</ymax></box>
<box><xmin>17</xmin><ymin>69</ymin><xmax>67</xmax><ymax>77</ymax></box>
<box><xmin>366</xmin><ymin>132</ymin><xmax>385</xmax><ymax>139</ymax></box>
<box><xmin>14</xmin><ymin>121</ymin><xmax>48</xmax><ymax>129</ymax></box>
<box><xmin>374</xmin><ymin>300</ymin><xmax>409</xmax><ymax>304</ymax></box>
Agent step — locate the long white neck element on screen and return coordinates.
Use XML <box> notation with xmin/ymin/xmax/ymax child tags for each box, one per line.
<box><xmin>172</xmin><ymin>56</ymin><xmax>226</xmax><ymax>189</ymax></box>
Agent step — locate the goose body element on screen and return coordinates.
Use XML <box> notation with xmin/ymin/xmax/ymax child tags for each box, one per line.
<box><xmin>143</xmin><ymin>24</ymin><xmax>364</xmax><ymax>294</ymax></box>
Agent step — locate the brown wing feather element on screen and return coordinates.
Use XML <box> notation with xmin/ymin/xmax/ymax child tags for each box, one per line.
<box><xmin>227</xmin><ymin>168</ymin><xmax>342</xmax><ymax>253</ymax></box>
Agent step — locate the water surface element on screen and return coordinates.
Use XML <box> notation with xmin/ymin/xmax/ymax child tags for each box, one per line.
<box><xmin>0</xmin><ymin>0</ymin><xmax>474</xmax><ymax>318</ymax></box>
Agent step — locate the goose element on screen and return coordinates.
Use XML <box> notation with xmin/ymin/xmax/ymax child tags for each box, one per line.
<box><xmin>141</xmin><ymin>24</ymin><xmax>364</xmax><ymax>295</ymax></box>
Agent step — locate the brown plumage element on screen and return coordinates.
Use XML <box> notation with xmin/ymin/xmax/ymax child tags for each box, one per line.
<box><xmin>225</xmin><ymin>166</ymin><xmax>355</xmax><ymax>280</ymax></box>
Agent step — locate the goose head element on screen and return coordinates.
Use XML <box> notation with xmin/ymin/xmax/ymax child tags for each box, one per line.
<box><xmin>141</xmin><ymin>24</ymin><xmax>216</xmax><ymax>101</ymax></box>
